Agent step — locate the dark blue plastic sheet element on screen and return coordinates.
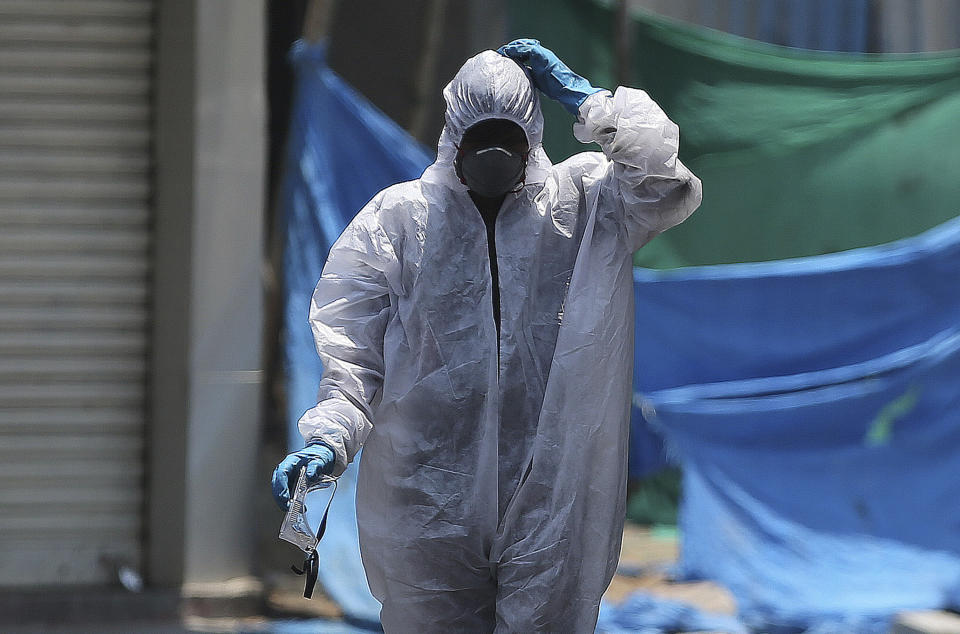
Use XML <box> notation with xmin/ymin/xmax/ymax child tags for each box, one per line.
<box><xmin>278</xmin><ymin>40</ymin><xmax>432</xmax><ymax>626</ymax></box>
<box><xmin>630</xmin><ymin>215</ymin><xmax>960</xmax><ymax>476</ymax></box>
<box><xmin>633</xmin><ymin>216</ymin><xmax>960</xmax><ymax>632</ymax></box>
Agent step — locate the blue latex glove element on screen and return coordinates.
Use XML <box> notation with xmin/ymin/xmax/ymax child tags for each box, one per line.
<box><xmin>271</xmin><ymin>442</ymin><xmax>336</xmax><ymax>511</ymax></box>
<box><xmin>497</xmin><ymin>38</ymin><xmax>604</xmax><ymax>115</ymax></box>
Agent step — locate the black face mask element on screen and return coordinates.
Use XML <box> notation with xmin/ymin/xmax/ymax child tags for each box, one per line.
<box><xmin>456</xmin><ymin>146</ymin><xmax>527</xmax><ymax>198</ymax></box>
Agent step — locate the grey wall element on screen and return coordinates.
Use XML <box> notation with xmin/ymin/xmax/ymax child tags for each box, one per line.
<box><xmin>150</xmin><ymin>0</ymin><xmax>266</xmax><ymax>587</ymax></box>
<box><xmin>326</xmin><ymin>0</ymin><xmax>506</xmax><ymax>147</ymax></box>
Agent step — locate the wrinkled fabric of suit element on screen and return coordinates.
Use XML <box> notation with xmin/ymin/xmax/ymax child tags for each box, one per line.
<box><xmin>298</xmin><ymin>50</ymin><xmax>702</xmax><ymax>633</ymax></box>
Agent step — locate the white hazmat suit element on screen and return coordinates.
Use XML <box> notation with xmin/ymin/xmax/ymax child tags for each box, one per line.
<box><xmin>298</xmin><ymin>50</ymin><xmax>702</xmax><ymax>632</ymax></box>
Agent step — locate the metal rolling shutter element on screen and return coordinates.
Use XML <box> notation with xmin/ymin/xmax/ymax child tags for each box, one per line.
<box><xmin>0</xmin><ymin>0</ymin><xmax>154</xmax><ymax>585</ymax></box>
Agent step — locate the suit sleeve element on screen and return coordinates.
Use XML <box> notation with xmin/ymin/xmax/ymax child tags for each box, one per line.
<box><xmin>297</xmin><ymin>197</ymin><xmax>396</xmax><ymax>476</ymax></box>
<box><xmin>573</xmin><ymin>87</ymin><xmax>703</xmax><ymax>251</ymax></box>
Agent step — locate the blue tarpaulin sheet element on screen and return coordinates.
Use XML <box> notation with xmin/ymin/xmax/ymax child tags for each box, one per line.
<box><xmin>634</xmin><ymin>216</ymin><xmax>960</xmax><ymax>632</ymax></box>
<box><xmin>278</xmin><ymin>40</ymin><xmax>432</xmax><ymax>626</ymax></box>
<box><xmin>629</xmin><ymin>214</ymin><xmax>960</xmax><ymax>477</ymax></box>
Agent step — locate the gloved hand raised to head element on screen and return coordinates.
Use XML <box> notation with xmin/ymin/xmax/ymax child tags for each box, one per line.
<box><xmin>497</xmin><ymin>38</ymin><xmax>605</xmax><ymax>115</ymax></box>
<box><xmin>271</xmin><ymin>442</ymin><xmax>336</xmax><ymax>511</ymax></box>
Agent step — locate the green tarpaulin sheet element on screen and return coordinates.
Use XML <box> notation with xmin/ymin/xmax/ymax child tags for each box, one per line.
<box><xmin>507</xmin><ymin>2</ymin><xmax>960</xmax><ymax>268</ymax></box>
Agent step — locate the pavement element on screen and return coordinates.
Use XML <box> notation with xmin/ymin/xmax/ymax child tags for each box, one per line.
<box><xmin>9</xmin><ymin>529</ymin><xmax>958</xmax><ymax>634</ymax></box>
<box><xmin>4</xmin><ymin>523</ymin><xmax>722</xmax><ymax>633</ymax></box>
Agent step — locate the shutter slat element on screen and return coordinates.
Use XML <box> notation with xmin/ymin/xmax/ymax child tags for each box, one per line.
<box><xmin>0</xmin><ymin>49</ymin><xmax>151</xmax><ymax>73</ymax></box>
<box><xmin>0</xmin><ymin>22</ymin><xmax>151</xmax><ymax>47</ymax></box>
<box><xmin>0</xmin><ymin>0</ymin><xmax>153</xmax><ymax>20</ymax></box>
<box><xmin>0</xmin><ymin>489</ymin><xmax>142</xmax><ymax>508</ymax></box>
<box><xmin>0</xmin><ymin>254</ymin><xmax>150</xmax><ymax>279</ymax></box>
<box><xmin>0</xmin><ymin>304</ymin><xmax>146</xmax><ymax>328</ymax></box>
<box><xmin>0</xmin><ymin>74</ymin><xmax>149</xmax><ymax>97</ymax></box>
<box><xmin>0</xmin><ymin>126</ymin><xmax>149</xmax><ymax>150</ymax></box>
<box><xmin>0</xmin><ymin>280</ymin><xmax>146</xmax><ymax>303</ymax></box>
<box><xmin>0</xmin><ymin>514</ymin><xmax>141</xmax><ymax>533</ymax></box>
<box><xmin>0</xmin><ymin>435</ymin><xmax>142</xmax><ymax>453</ymax></box>
<box><xmin>0</xmin><ymin>178</ymin><xmax>149</xmax><ymax>200</ymax></box>
<box><xmin>0</xmin><ymin>101</ymin><xmax>149</xmax><ymax>124</ymax></box>
<box><xmin>0</xmin><ymin>227</ymin><xmax>149</xmax><ymax>254</ymax></box>
<box><xmin>0</xmin><ymin>151</ymin><xmax>149</xmax><ymax>174</ymax></box>
<box><xmin>0</xmin><ymin>204</ymin><xmax>148</xmax><ymax>226</ymax></box>
<box><xmin>0</xmin><ymin>332</ymin><xmax>146</xmax><ymax>355</ymax></box>
<box><xmin>0</xmin><ymin>407</ymin><xmax>142</xmax><ymax>430</ymax></box>
<box><xmin>0</xmin><ymin>460</ymin><xmax>142</xmax><ymax>481</ymax></box>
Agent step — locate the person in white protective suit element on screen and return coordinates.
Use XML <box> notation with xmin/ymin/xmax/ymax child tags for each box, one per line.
<box><xmin>272</xmin><ymin>39</ymin><xmax>702</xmax><ymax>632</ymax></box>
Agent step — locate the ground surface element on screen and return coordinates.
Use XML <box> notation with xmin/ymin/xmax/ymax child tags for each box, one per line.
<box><xmin>607</xmin><ymin>523</ymin><xmax>736</xmax><ymax>614</ymax></box>
<box><xmin>2</xmin><ymin>523</ymin><xmax>736</xmax><ymax>633</ymax></box>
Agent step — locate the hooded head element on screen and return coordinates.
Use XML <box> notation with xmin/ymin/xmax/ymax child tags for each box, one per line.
<box><xmin>423</xmin><ymin>50</ymin><xmax>551</xmax><ymax>191</ymax></box>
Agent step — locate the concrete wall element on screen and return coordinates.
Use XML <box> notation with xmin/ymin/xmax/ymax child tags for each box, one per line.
<box><xmin>326</xmin><ymin>0</ymin><xmax>506</xmax><ymax>147</ymax></box>
<box><xmin>150</xmin><ymin>0</ymin><xmax>266</xmax><ymax>589</ymax></box>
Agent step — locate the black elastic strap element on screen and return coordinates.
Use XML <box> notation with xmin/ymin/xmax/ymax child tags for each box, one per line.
<box><xmin>303</xmin><ymin>550</ymin><xmax>319</xmax><ymax>599</ymax></box>
<box><xmin>290</xmin><ymin>479</ymin><xmax>337</xmax><ymax>599</ymax></box>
